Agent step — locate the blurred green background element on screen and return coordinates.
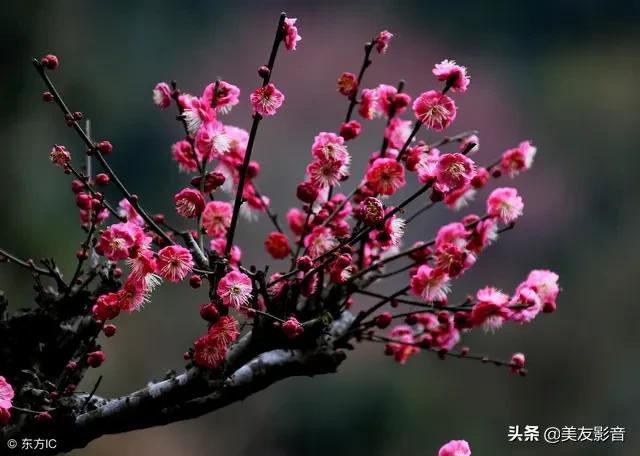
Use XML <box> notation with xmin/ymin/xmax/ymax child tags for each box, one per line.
<box><xmin>1</xmin><ymin>0</ymin><xmax>639</xmax><ymax>454</ymax></box>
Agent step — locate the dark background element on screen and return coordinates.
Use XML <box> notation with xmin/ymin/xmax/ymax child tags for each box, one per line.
<box><xmin>1</xmin><ymin>0</ymin><xmax>638</xmax><ymax>454</ymax></box>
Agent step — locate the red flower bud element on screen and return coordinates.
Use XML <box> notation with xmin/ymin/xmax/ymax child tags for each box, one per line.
<box><xmin>189</xmin><ymin>275</ymin><xmax>203</xmax><ymax>289</ymax></box>
<box><xmin>87</xmin><ymin>351</ymin><xmax>105</xmax><ymax>368</ymax></box>
<box><xmin>97</xmin><ymin>141</ymin><xmax>113</xmax><ymax>156</ymax></box>
<box><xmin>95</xmin><ymin>173</ymin><xmax>110</xmax><ymax>186</ymax></box>
<box><xmin>103</xmin><ymin>324</ymin><xmax>116</xmax><ymax>337</ymax></box>
<box><xmin>296</xmin><ymin>181</ymin><xmax>319</xmax><ymax>204</ymax></box>
<box><xmin>41</xmin><ymin>54</ymin><xmax>59</xmax><ymax>70</ymax></box>
<box><xmin>75</xmin><ymin>192</ymin><xmax>92</xmax><ymax>210</ymax></box>
<box><xmin>282</xmin><ymin>317</ymin><xmax>304</xmax><ymax>339</ymax></box>
<box><xmin>247</xmin><ymin>161</ymin><xmax>260</xmax><ymax>179</ymax></box>
<box><xmin>258</xmin><ymin>65</ymin><xmax>270</xmax><ymax>78</ymax></box>
<box><xmin>339</xmin><ymin>120</ymin><xmax>362</xmax><ymax>141</ymax></box>
<box><xmin>375</xmin><ymin>312</ymin><xmax>392</xmax><ymax>329</ymax></box>
<box><xmin>71</xmin><ymin>180</ymin><xmax>84</xmax><ymax>194</ymax></box>
<box><xmin>296</xmin><ymin>256</ymin><xmax>313</xmax><ymax>272</ymax></box>
<box><xmin>200</xmin><ymin>303</ymin><xmax>220</xmax><ymax>323</ymax></box>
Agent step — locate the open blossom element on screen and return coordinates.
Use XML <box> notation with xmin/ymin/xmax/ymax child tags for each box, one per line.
<box><xmin>487</xmin><ymin>187</ymin><xmax>524</xmax><ymax>223</ymax></box>
<box><xmin>413</xmin><ymin>90</ymin><xmax>457</xmax><ymax>131</ymax></box>
<box><xmin>386</xmin><ymin>326</ymin><xmax>419</xmax><ymax>364</ymax></box>
<box><xmin>461</xmin><ymin>134</ymin><xmax>480</xmax><ymax>155</ymax></box>
<box><xmin>304</xmin><ymin>225</ymin><xmax>336</xmax><ymax>258</ymax></box>
<box><xmin>336</xmin><ymin>72</ymin><xmax>358</xmax><ymax>97</ymax></box>
<box><xmin>195</xmin><ymin>120</ymin><xmax>231</xmax><ymax>160</ymax></box>
<box><xmin>182</xmin><ymin>96</ymin><xmax>216</xmax><ymax>135</ymax></box>
<box><xmin>385</xmin><ymin>117</ymin><xmax>413</xmax><ymax>150</ymax></box>
<box><xmin>501</xmin><ymin>141</ymin><xmax>537</xmax><ymax>177</ymax></box>
<box><xmin>217</xmin><ymin>271</ymin><xmax>253</xmax><ymax>309</ymax></box>
<box><xmin>435</xmin><ymin>242</ymin><xmax>472</xmax><ymax>278</ymax></box>
<box><xmin>371</xmin><ymin>214</ymin><xmax>405</xmax><ymax>250</ymax></box>
<box><xmin>209</xmin><ymin>316</ymin><xmax>239</xmax><ymax>346</ymax></box>
<box><xmin>202</xmin><ymin>81</ymin><xmax>240</xmax><ymax>114</ymax></box>
<box><xmin>265</xmin><ymin>232</ymin><xmax>292</xmax><ymax>259</ymax></box>
<box><xmin>174</xmin><ymin>188</ymin><xmax>205</xmax><ymax>218</ymax></box>
<box><xmin>117</xmin><ymin>278</ymin><xmax>149</xmax><ymax>312</ymax></box>
<box><xmin>444</xmin><ymin>185</ymin><xmax>477</xmax><ymax>211</ymax></box>
<box><xmin>470</xmin><ymin>287</ymin><xmax>511</xmax><ymax>331</ymax></box>
<box><xmin>509</xmin><ymin>285</ymin><xmax>542</xmax><ymax>323</ymax></box>
<box><xmin>128</xmin><ymin>248</ymin><xmax>162</xmax><ymax>290</ymax></box>
<box><xmin>525</xmin><ymin>269</ymin><xmax>560</xmax><ymax>306</ymax></box>
<box><xmin>171</xmin><ymin>140</ymin><xmax>200</xmax><ymax>172</ymax></box>
<box><xmin>358</xmin><ymin>88</ymin><xmax>380</xmax><ymax>119</ymax></box>
<box><xmin>312</xmin><ymin>132</ymin><xmax>349</xmax><ymax>162</ymax></box>
<box><xmin>436</xmin><ymin>153</ymin><xmax>476</xmax><ymax>188</ymax></box>
<box><xmin>50</xmin><ymin>145</ymin><xmax>71</xmax><ymax>166</ymax></box>
<box><xmin>410</xmin><ymin>265</ymin><xmax>451</xmax><ymax>302</ymax></box>
<box><xmin>156</xmin><ymin>245</ymin><xmax>194</xmax><ymax>283</ymax></box>
<box><xmin>118</xmin><ymin>198</ymin><xmax>145</xmax><ymax>227</ymax></box>
<box><xmin>433</xmin><ymin>59</ymin><xmax>470</xmax><ymax>92</ymax></box>
<box><xmin>438</xmin><ymin>440</ymin><xmax>471</xmax><ymax>456</ymax></box>
<box><xmin>436</xmin><ymin>222</ymin><xmax>471</xmax><ymax>249</ymax></box>
<box><xmin>283</xmin><ymin>17</ymin><xmax>302</xmax><ymax>51</ymax></box>
<box><xmin>307</xmin><ymin>157</ymin><xmax>348</xmax><ymax>188</ymax></box>
<box><xmin>210</xmin><ymin>239</ymin><xmax>242</xmax><ymax>267</ymax></box>
<box><xmin>153</xmin><ymin>82</ymin><xmax>172</xmax><ymax>108</ymax></box>
<box><xmin>99</xmin><ymin>222</ymin><xmax>141</xmax><ymax>261</ymax></box>
<box><xmin>366</xmin><ymin>158</ymin><xmax>406</xmax><ymax>195</ymax></box>
<box><xmin>193</xmin><ymin>334</ymin><xmax>227</xmax><ymax>369</ymax></box>
<box><xmin>202</xmin><ymin>201</ymin><xmax>233</xmax><ymax>237</ymax></box>
<box><xmin>250</xmin><ymin>83</ymin><xmax>284</xmax><ymax>116</ymax></box>
<box><xmin>375</xmin><ymin>30</ymin><xmax>393</xmax><ymax>54</ymax></box>
<box><xmin>0</xmin><ymin>376</ymin><xmax>15</xmax><ymax>410</ymax></box>
<box><xmin>377</xmin><ymin>84</ymin><xmax>411</xmax><ymax>117</ymax></box>
<box><xmin>360</xmin><ymin>197</ymin><xmax>384</xmax><ymax>225</ymax></box>
<box><xmin>80</xmin><ymin>207</ymin><xmax>109</xmax><ymax>226</ymax></box>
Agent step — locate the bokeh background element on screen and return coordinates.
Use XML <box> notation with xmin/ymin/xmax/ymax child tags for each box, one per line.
<box><xmin>1</xmin><ymin>0</ymin><xmax>639</xmax><ymax>454</ymax></box>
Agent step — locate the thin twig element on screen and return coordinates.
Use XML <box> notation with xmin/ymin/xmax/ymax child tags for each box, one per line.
<box><xmin>33</xmin><ymin>59</ymin><xmax>176</xmax><ymax>248</ymax></box>
<box><xmin>225</xmin><ymin>13</ymin><xmax>286</xmax><ymax>258</ymax></box>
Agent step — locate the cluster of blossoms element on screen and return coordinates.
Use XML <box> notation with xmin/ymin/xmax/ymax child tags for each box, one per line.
<box><xmin>0</xmin><ymin>15</ymin><xmax>558</xmax><ymax>452</ymax></box>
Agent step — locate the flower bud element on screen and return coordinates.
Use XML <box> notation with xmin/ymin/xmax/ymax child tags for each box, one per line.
<box><xmin>189</xmin><ymin>275</ymin><xmax>203</xmax><ymax>289</ymax></box>
<box><xmin>87</xmin><ymin>351</ymin><xmax>105</xmax><ymax>368</ymax></box>
<box><xmin>95</xmin><ymin>173</ymin><xmax>110</xmax><ymax>186</ymax></box>
<box><xmin>103</xmin><ymin>324</ymin><xmax>116</xmax><ymax>337</ymax></box>
<box><xmin>258</xmin><ymin>65</ymin><xmax>270</xmax><ymax>78</ymax></box>
<box><xmin>41</xmin><ymin>54</ymin><xmax>59</xmax><ymax>70</ymax></box>
<box><xmin>75</xmin><ymin>192</ymin><xmax>92</xmax><ymax>210</ymax></box>
<box><xmin>200</xmin><ymin>303</ymin><xmax>220</xmax><ymax>323</ymax></box>
<box><xmin>339</xmin><ymin>120</ymin><xmax>362</xmax><ymax>141</ymax></box>
<box><xmin>247</xmin><ymin>161</ymin><xmax>260</xmax><ymax>179</ymax></box>
<box><xmin>71</xmin><ymin>180</ymin><xmax>84</xmax><ymax>194</ymax></box>
<box><xmin>375</xmin><ymin>312</ymin><xmax>392</xmax><ymax>329</ymax></box>
<box><xmin>334</xmin><ymin>254</ymin><xmax>351</xmax><ymax>269</ymax></box>
<box><xmin>296</xmin><ymin>256</ymin><xmax>313</xmax><ymax>272</ymax></box>
<box><xmin>282</xmin><ymin>317</ymin><xmax>304</xmax><ymax>338</ymax></box>
<box><xmin>97</xmin><ymin>141</ymin><xmax>113</xmax><ymax>156</ymax></box>
<box><xmin>336</xmin><ymin>72</ymin><xmax>359</xmax><ymax>97</ymax></box>
<box><xmin>296</xmin><ymin>181</ymin><xmax>319</xmax><ymax>204</ymax></box>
